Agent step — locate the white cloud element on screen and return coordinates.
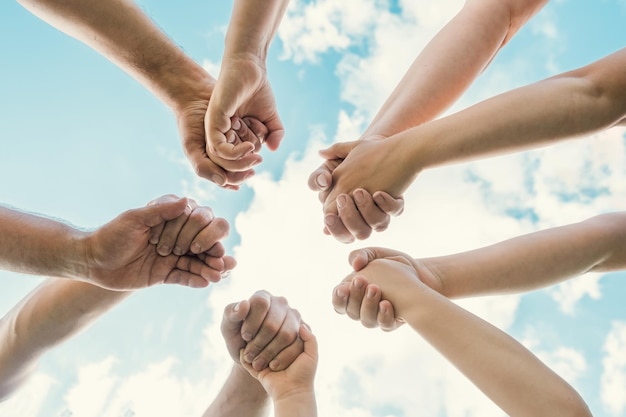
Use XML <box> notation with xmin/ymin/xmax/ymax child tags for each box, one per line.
<box><xmin>601</xmin><ymin>321</ymin><xmax>626</xmax><ymax>416</ymax></box>
<box><xmin>0</xmin><ymin>372</ymin><xmax>55</xmax><ymax>417</ymax></box>
<box><xmin>62</xmin><ymin>356</ymin><xmax>119</xmax><ymax>417</ymax></box>
<box><xmin>549</xmin><ymin>273</ymin><xmax>602</xmax><ymax>316</ymax></box>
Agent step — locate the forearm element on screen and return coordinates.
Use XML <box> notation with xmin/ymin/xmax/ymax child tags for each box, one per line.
<box><xmin>272</xmin><ymin>392</ymin><xmax>317</xmax><ymax>417</ymax></box>
<box><xmin>421</xmin><ymin>212</ymin><xmax>626</xmax><ymax>299</ymax></box>
<box><xmin>363</xmin><ymin>0</ymin><xmax>546</xmax><ymax>138</ymax></box>
<box><xmin>202</xmin><ymin>364</ymin><xmax>270</xmax><ymax>417</ymax></box>
<box><xmin>0</xmin><ymin>279</ymin><xmax>130</xmax><ymax>399</ymax></box>
<box><xmin>224</xmin><ymin>0</ymin><xmax>290</xmax><ymax>61</ymax></box>
<box><xmin>403</xmin><ymin>286</ymin><xmax>590</xmax><ymax>417</ymax></box>
<box><xmin>409</xmin><ymin>47</ymin><xmax>626</xmax><ymax>172</ymax></box>
<box><xmin>0</xmin><ymin>205</ymin><xmax>88</xmax><ymax>279</ymax></box>
<box><xmin>17</xmin><ymin>0</ymin><xmax>212</xmax><ymax>111</ymax></box>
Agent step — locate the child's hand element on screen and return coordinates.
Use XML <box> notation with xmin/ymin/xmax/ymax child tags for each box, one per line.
<box><xmin>241</xmin><ymin>322</ymin><xmax>318</xmax><ymax>402</ymax></box>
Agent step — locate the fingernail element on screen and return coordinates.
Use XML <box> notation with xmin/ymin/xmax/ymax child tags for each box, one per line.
<box><xmin>335</xmin><ymin>286</ymin><xmax>347</xmax><ymax>299</ymax></box>
<box><xmin>233</xmin><ymin>302</ymin><xmax>240</xmax><ymax>312</ymax></box>
<box><xmin>367</xmin><ymin>287</ymin><xmax>375</xmax><ymax>298</ymax></box>
<box><xmin>232</xmin><ymin>118</ymin><xmax>241</xmax><ymax>130</ymax></box>
<box><xmin>269</xmin><ymin>360</ymin><xmax>280</xmax><ymax>370</ymax></box>
<box><xmin>157</xmin><ymin>245</ymin><xmax>170</xmax><ymax>256</ymax></box>
<box><xmin>354</xmin><ymin>190</ymin><xmax>365</xmax><ymax>205</ymax></box>
<box><xmin>337</xmin><ymin>195</ymin><xmax>347</xmax><ymax>209</ymax></box>
<box><xmin>191</xmin><ymin>243</ymin><xmax>202</xmax><ymax>254</ymax></box>
<box><xmin>173</xmin><ymin>246</ymin><xmax>183</xmax><ymax>256</ymax></box>
<box><xmin>353</xmin><ymin>279</ymin><xmax>364</xmax><ymax>289</ymax></box>
<box><xmin>211</xmin><ymin>174</ymin><xmax>225</xmax><ymax>185</ymax></box>
<box><xmin>325</xmin><ymin>215</ymin><xmax>336</xmax><ymax>227</ymax></box>
<box><xmin>242</xmin><ymin>331</ymin><xmax>253</xmax><ymax>342</ymax></box>
<box><xmin>149</xmin><ymin>236</ymin><xmax>158</xmax><ymax>245</ymax></box>
<box><xmin>226</xmin><ymin>131</ymin><xmax>236</xmax><ymax>144</ymax></box>
<box><xmin>244</xmin><ymin>352</ymin><xmax>255</xmax><ymax>363</ymax></box>
<box><xmin>316</xmin><ymin>174</ymin><xmax>329</xmax><ymax>188</ymax></box>
<box><xmin>252</xmin><ymin>358</ymin><xmax>267</xmax><ymax>371</ymax></box>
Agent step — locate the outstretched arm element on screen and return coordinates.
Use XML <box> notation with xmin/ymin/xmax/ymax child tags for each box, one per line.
<box><xmin>16</xmin><ymin>0</ymin><xmax>259</xmax><ymax>187</ymax></box>
<box><xmin>337</xmin><ymin>258</ymin><xmax>591</xmax><ymax>417</ymax></box>
<box><xmin>334</xmin><ymin>211</ymin><xmax>626</xmax><ymax>329</ymax></box>
<box><xmin>204</xmin><ymin>0</ymin><xmax>290</xmax><ymax>178</ymax></box>
<box><xmin>0</xmin><ymin>279</ymin><xmax>130</xmax><ymax>401</ymax></box>
<box><xmin>0</xmin><ymin>195</ymin><xmax>235</xmax><ymax>290</ymax></box>
<box><xmin>310</xmin><ymin>0</ymin><xmax>547</xmax><ymax>242</ymax></box>
<box><xmin>321</xmin><ymin>47</ymin><xmax>626</xmax><ymax>218</ymax></box>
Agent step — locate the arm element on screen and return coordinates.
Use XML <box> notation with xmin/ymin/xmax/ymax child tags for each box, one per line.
<box><xmin>334</xmin><ymin>212</ymin><xmax>626</xmax><ymax>328</ymax></box>
<box><xmin>0</xmin><ymin>279</ymin><xmax>130</xmax><ymax>401</ymax></box>
<box><xmin>205</xmin><ymin>0</ymin><xmax>290</xmax><ymax>174</ymax></box>
<box><xmin>310</xmin><ymin>0</ymin><xmax>547</xmax><ymax>242</ymax></box>
<box><xmin>202</xmin><ymin>364</ymin><xmax>270</xmax><ymax>417</ymax></box>
<box><xmin>16</xmin><ymin>0</ymin><xmax>259</xmax><ymax>187</ymax></box>
<box><xmin>0</xmin><ymin>195</ymin><xmax>235</xmax><ymax>290</ymax></box>
<box><xmin>338</xmin><ymin>258</ymin><xmax>591</xmax><ymax>417</ymax></box>
<box><xmin>321</xmin><ymin>47</ymin><xmax>626</xmax><ymax>216</ymax></box>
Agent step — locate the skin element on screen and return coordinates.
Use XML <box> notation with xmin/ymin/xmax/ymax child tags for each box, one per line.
<box><xmin>336</xmin><ymin>257</ymin><xmax>592</xmax><ymax>417</ymax></box>
<box><xmin>309</xmin><ymin>0</ymin><xmax>548</xmax><ymax>243</ymax></box>
<box><xmin>333</xmin><ymin>211</ymin><xmax>626</xmax><ymax>330</ymax></box>
<box><xmin>0</xmin><ymin>194</ymin><xmax>234</xmax><ymax>400</ymax></box>
<box><xmin>241</xmin><ymin>323</ymin><xmax>317</xmax><ymax>417</ymax></box>
<box><xmin>16</xmin><ymin>0</ymin><xmax>264</xmax><ymax>189</ymax></box>
<box><xmin>203</xmin><ymin>291</ymin><xmax>306</xmax><ymax>417</ymax></box>
<box><xmin>318</xmin><ymin>47</ymin><xmax>626</xmax><ymax>236</ymax></box>
<box><xmin>0</xmin><ymin>195</ymin><xmax>235</xmax><ymax>291</ymax></box>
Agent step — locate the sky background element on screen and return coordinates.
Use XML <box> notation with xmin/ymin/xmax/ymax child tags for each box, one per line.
<box><xmin>1</xmin><ymin>0</ymin><xmax>626</xmax><ymax>416</ymax></box>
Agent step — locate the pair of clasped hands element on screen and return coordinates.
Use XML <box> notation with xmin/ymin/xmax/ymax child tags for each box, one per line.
<box><xmin>202</xmin><ymin>75</ymin><xmax>402</xmax><ymax>243</ymax></box>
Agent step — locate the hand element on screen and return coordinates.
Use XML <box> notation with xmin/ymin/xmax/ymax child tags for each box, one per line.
<box><xmin>84</xmin><ymin>195</ymin><xmax>235</xmax><ymax>290</ymax></box>
<box><xmin>308</xmin><ymin>139</ymin><xmax>405</xmax><ymax>243</ymax></box>
<box><xmin>205</xmin><ymin>55</ymin><xmax>284</xmax><ymax>179</ymax></box>
<box><xmin>174</xmin><ymin>76</ymin><xmax>265</xmax><ymax>190</ymax></box>
<box><xmin>221</xmin><ymin>290</ymin><xmax>304</xmax><ymax>372</ymax></box>
<box><xmin>241</xmin><ymin>322</ymin><xmax>317</xmax><ymax>402</ymax></box>
<box><xmin>333</xmin><ymin>247</ymin><xmax>441</xmax><ymax>326</ymax></box>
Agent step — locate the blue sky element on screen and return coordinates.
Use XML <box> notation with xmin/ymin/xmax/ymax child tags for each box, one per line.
<box><xmin>1</xmin><ymin>0</ymin><xmax>626</xmax><ymax>416</ymax></box>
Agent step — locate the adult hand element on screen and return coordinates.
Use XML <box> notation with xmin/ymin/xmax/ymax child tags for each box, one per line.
<box><xmin>205</xmin><ymin>55</ymin><xmax>284</xmax><ymax>178</ymax></box>
<box><xmin>84</xmin><ymin>195</ymin><xmax>235</xmax><ymax>290</ymax></box>
<box><xmin>241</xmin><ymin>322</ymin><xmax>317</xmax><ymax>402</ymax></box>
<box><xmin>308</xmin><ymin>138</ymin><xmax>405</xmax><ymax>243</ymax></box>
<box><xmin>221</xmin><ymin>290</ymin><xmax>304</xmax><ymax>372</ymax></box>
<box><xmin>175</xmin><ymin>76</ymin><xmax>266</xmax><ymax>190</ymax></box>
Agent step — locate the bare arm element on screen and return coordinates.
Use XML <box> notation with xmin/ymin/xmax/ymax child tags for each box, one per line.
<box><xmin>422</xmin><ymin>211</ymin><xmax>626</xmax><ymax>298</ymax></box>
<box><xmin>0</xmin><ymin>279</ymin><xmax>130</xmax><ymax>400</ymax></box>
<box><xmin>202</xmin><ymin>364</ymin><xmax>270</xmax><ymax>417</ymax></box>
<box><xmin>321</xmin><ymin>47</ymin><xmax>626</xmax><ymax>213</ymax></box>
<box><xmin>339</xmin><ymin>259</ymin><xmax>591</xmax><ymax>417</ymax></box>
<box><xmin>312</xmin><ymin>0</ymin><xmax>547</xmax><ymax>242</ymax></box>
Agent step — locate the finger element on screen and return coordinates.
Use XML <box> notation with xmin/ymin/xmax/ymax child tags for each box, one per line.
<box><xmin>208</xmin><ymin>149</ymin><xmax>262</xmax><ymax>173</ymax></box>
<box><xmin>262</xmin><ymin>115</ymin><xmax>285</xmax><ymax>151</ymax></box>
<box><xmin>336</xmin><ymin>194</ymin><xmax>372</xmax><ymax>241</ymax></box>
<box><xmin>332</xmin><ymin>283</ymin><xmax>350</xmax><ymax>314</ymax></box>
<box><xmin>250</xmin><ymin>307</ymin><xmax>301</xmax><ymax>371</ymax></box>
<box><xmin>346</xmin><ymin>276</ymin><xmax>368</xmax><ymax>320</ymax></box>
<box><xmin>352</xmin><ymin>189</ymin><xmax>391</xmax><ymax>233</ymax></box>
<box><xmin>137</xmin><ymin>197</ymin><xmax>188</xmax><ymax>229</ymax></box>
<box><xmin>188</xmin><ymin>217</ymin><xmax>230</xmax><ymax>254</ymax></box>
<box><xmin>318</xmin><ymin>140</ymin><xmax>357</xmax><ymax>160</ymax></box>
<box><xmin>268</xmin><ymin>336</ymin><xmax>304</xmax><ymax>371</ymax></box>
<box><xmin>214</xmin><ymin>139</ymin><xmax>256</xmax><ymax>161</ymax></box>
<box><xmin>307</xmin><ymin>159</ymin><xmax>340</xmax><ymax>193</ymax></box>
<box><xmin>206</xmin><ymin>242</ymin><xmax>226</xmax><ymax>258</ymax></box>
<box><xmin>163</xmin><ymin>266</ymin><xmax>208</xmax><ymax>288</ymax></box>
<box><xmin>243</xmin><ymin>117</ymin><xmax>269</xmax><ymax>146</ymax></box>
<box><xmin>171</xmin><ymin>206</ymin><xmax>215</xmax><ymax>256</ymax></box>
<box><xmin>324</xmin><ymin>213</ymin><xmax>355</xmax><ymax>244</ymax></box>
<box><xmin>221</xmin><ymin>300</ymin><xmax>251</xmax><ymax>360</ymax></box>
<box><xmin>240</xmin><ymin>291</ymin><xmax>272</xmax><ymax>344</ymax></box>
<box><xmin>360</xmin><ymin>284</ymin><xmax>382</xmax><ymax>328</ymax></box>
<box><xmin>299</xmin><ymin>322</ymin><xmax>318</xmax><ymax>358</ymax></box>
<box><xmin>243</xmin><ymin>295</ymin><xmax>292</xmax><ymax>368</ymax></box>
<box><xmin>373</xmin><ymin>191</ymin><xmax>405</xmax><ymax>216</ymax></box>
<box><xmin>378</xmin><ymin>300</ymin><xmax>399</xmax><ymax>332</ymax></box>
<box><xmin>222</xmin><ymin>255</ymin><xmax>237</xmax><ymax>273</ymax></box>
<box><xmin>348</xmin><ymin>247</ymin><xmax>404</xmax><ymax>271</ymax></box>
<box><xmin>233</xmin><ymin>117</ymin><xmax>262</xmax><ymax>152</ymax></box>
<box><xmin>156</xmin><ymin>204</ymin><xmax>193</xmax><ymax>256</ymax></box>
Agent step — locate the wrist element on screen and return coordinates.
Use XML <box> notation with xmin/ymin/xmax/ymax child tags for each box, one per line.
<box><xmin>272</xmin><ymin>389</ymin><xmax>317</xmax><ymax>417</ymax></box>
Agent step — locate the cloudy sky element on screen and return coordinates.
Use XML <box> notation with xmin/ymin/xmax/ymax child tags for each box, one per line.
<box><xmin>1</xmin><ymin>0</ymin><xmax>626</xmax><ymax>416</ymax></box>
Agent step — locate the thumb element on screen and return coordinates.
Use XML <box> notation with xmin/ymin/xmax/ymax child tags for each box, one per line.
<box><xmin>348</xmin><ymin>247</ymin><xmax>401</xmax><ymax>271</ymax></box>
<box><xmin>140</xmin><ymin>197</ymin><xmax>188</xmax><ymax>228</ymax></box>
<box><xmin>299</xmin><ymin>322</ymin><xmax>318</xmax><ymax>358</ymax></box>
<box><xmin>318</xmin><ymin>140</ymin><xmax>358</xmax><ymax>160</ymax></box>
<box><xmin>221</xmin><ymin>300</ymin><xmax>251</xmax><ymax>338</ymax></box>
